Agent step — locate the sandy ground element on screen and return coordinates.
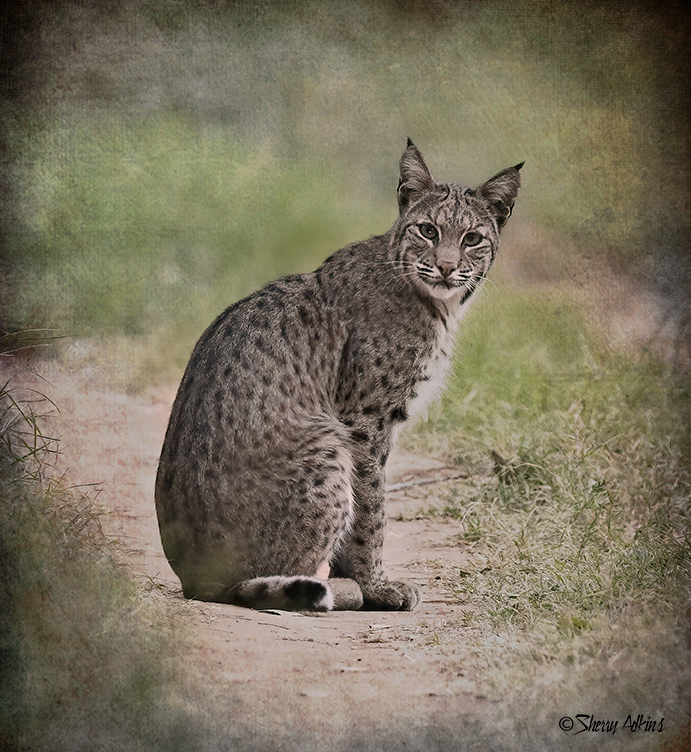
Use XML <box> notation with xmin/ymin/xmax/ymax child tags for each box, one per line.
<box><xmin>4</xmin><ymin>354</ymin><xmax>638</xmax><ymax>752</ymax></box>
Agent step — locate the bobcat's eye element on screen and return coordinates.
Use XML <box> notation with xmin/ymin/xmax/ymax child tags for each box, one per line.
<box><xmin>463</xmin><ymin>231</ymin><xmax>483</xmax><ymax>247</ymax></box>
<box><xmin>418</xmin><ymin>223</ymin><xmax>438</xmax><ymax>241</ymax></box>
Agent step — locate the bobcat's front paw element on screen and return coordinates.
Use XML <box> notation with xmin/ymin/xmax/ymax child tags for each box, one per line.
<box><xmin>362</xmin><ymin>580</ymin><xmax>421</xmax><ymax>611</ymax></box>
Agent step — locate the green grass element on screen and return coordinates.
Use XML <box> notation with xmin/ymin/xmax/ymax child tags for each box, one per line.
<box><xmin>403</xmin><ymin>290</ymin><xmax>691</xmax><ymax>743</ymax></box>
<box><xmin>5</xmin><ymin>115</ymin><xmax>381</xmax><ymax>343</ymax></box>
<box><xmin>410</xmin><ymin>290</ymin><xmax>690</xmax><ymax>624</ymax></box>
<box><xmin>2</xmin><ymin>1</ymin><xmax>688</xmax><ymax>347</ymax></box>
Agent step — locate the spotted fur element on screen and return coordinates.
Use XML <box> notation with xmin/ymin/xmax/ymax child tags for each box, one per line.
<box><xmin>155</xmin><ymin>141</ymin><xmax>522</xmax><ymax>611</ymax></box>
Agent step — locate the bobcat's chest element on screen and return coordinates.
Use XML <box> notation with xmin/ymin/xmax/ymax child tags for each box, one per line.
<box><xmin>407</xmin><ymin>319</ymin><xmax>457</xmax><ymax>419</ymax></box>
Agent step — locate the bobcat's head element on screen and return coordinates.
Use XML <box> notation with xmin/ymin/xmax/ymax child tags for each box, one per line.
<box><xmin>392</xmin><ymin>139</ymin><xmax>522</xmax><ymax>303</ymax></box>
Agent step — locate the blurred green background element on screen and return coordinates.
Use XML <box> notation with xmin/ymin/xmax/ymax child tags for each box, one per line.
<box><xmin>1</xmin><ymin>0</ymin><xmax>689</xmax><ymax>368</ymax></box>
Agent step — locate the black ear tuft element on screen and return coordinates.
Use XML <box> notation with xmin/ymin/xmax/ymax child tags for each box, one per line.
<box><xmin>478</xmin><ymin>164</ymin><xmax>522</xmax><ymax>230</ymax></box>
<box><xmin>406</xmin><ymin>137</ymin><xmax>415</xmax><ymax>148</ymax></box>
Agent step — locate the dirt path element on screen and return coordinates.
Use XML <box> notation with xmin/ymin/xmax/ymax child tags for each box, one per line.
<box><xmin>6</xmin><ymin>357</ymin><xmax>533</xmax><ymax>751</ymax></box>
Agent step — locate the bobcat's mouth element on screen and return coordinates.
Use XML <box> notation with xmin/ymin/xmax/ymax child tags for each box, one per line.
<box><xmin>430</xmin><ymin>278</ymin><xmax>457</xmax><ymax>290</ymax></box>
<box><xmin>421</xmin><ymin>275</ymin><xmax>464</xmax><ymax>300</ymax></box>
<box><xmin>405</xmin><ymin>251</ymin><xmax>474</xmax><ymax>300</ymax></box>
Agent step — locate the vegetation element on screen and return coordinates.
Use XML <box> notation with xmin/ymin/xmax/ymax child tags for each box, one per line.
<box><xmin>2</xmin><ymin>0</ymin><xmax>689</xmax><ymax>360</ymax></box>
<box><xmin>423</xmin><ymin>291</ymin><xmax>690</xmax><ymax>626</ymax></box>
<box><xmin>1</xmin><ymin>1</ymin><xmax>689</xmax><ymax>748</ymax></box>
<box><xmin>403</xmin><ymin>290</ymin><xmax>691</xmax><ymax>741</ymax></box>
<box><xmin>0</xmin><ymin>380</ymin><xmax>206</xmax><ymax>751</ymax></box>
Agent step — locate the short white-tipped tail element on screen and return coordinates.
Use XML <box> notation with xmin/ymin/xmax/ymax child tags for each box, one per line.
<box><xmin>221</xmin><ymin>575</ymin><xmax>364</xmax><ymax>611</ymax></box>
<box><xmin>223</xmin><ymin>576</ymin><xmax>334</xmax><ymax>611</ymax></box>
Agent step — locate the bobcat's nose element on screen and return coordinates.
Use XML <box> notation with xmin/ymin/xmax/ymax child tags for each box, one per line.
<box><xmin>436</xmin><ymin>259</ymin><xmax>457</xmax><ymax>278</ymax></box>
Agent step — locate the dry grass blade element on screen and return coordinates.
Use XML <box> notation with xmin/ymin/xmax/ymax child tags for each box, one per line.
<box><xmin>0</xmin><ymin>377</ymin><xmax>207</xmax><ymax>751</ymax></box>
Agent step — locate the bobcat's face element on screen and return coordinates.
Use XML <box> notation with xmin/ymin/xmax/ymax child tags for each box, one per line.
<box><xmin>392</xmin><ymin>140</ymin><xmax>522</xmax><ymax>304</ymax></box>
<box><xmin>396</xmin><ymin>186</ymin><xmax>498</xmax><ymax>302</ymax></box>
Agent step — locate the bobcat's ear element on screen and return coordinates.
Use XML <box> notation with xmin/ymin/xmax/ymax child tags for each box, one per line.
<box><xmin>398</xmin><ymin>138</ymin><xmax>435</xmax><ymax>212</ymax></box>
<box><xmin>478</xmin><ymin>162</ymin><xmax>523</xmax><ymax>230</ymax></box>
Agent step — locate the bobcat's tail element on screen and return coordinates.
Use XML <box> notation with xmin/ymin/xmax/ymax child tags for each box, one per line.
<box><xmin>221</xmin><ymin>576</ymin><xmax>363</xmax><ymax>611</ymax></box>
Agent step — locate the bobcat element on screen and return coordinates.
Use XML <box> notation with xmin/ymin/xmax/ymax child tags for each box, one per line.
<box><xmin>155</xmin><ymin>140</ymin><xmax>522</xmax><ymax>611</ymax></box>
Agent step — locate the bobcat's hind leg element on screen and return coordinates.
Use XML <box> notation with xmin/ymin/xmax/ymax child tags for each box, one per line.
<box><xmin>162</xmin><ymin>413</ymin><xmax>361</xmax><ymax>610</ymax></box>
